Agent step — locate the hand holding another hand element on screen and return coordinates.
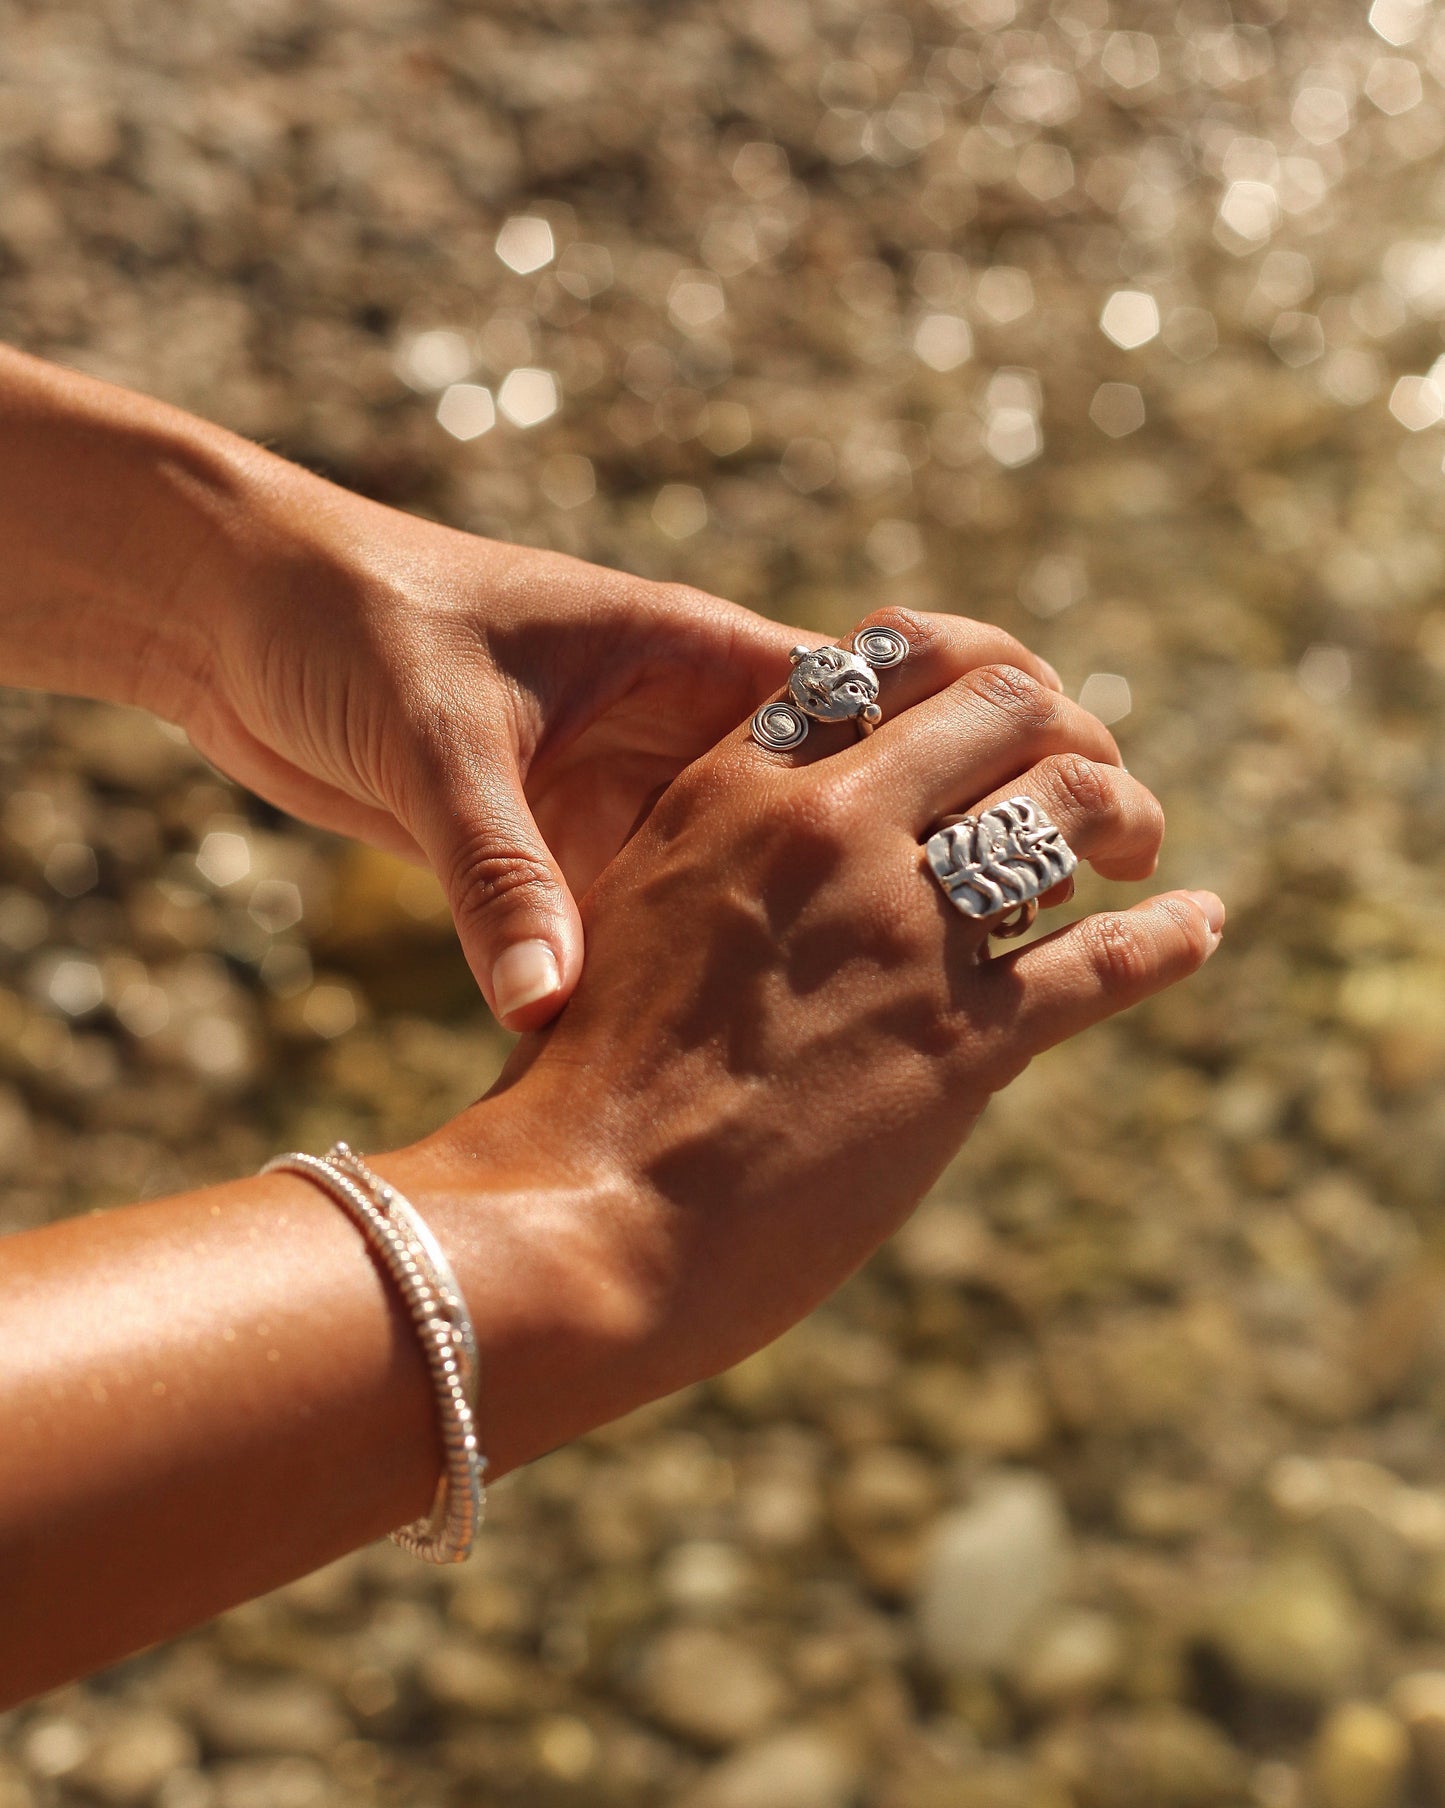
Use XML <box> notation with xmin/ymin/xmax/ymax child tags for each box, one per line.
<box><xmin>176</xmin><ymin>463</ymin><xmax>1064</xmax><ymax>1029</ymax></box>
<box><xmin>2</xmin><ymin>347</ymin><xmax>1223</xmax><ymax>1465</ymax></box>
<box><xmin>417</xmin><ymin>610</ymin><xmax>1224</xmax><ymax>1468</ymax></box>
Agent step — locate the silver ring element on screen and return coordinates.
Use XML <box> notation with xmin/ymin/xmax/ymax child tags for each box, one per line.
<box><xmin>924</xmin><ymin>796</ymin><xmax>1077</xmax><ymax>927</ymax></box>
<box><xmin>989</xmin><ymin>900</ymin><xmax>1039</xmax><ymax>939</ymax></box>
<box><xmin>750</xmin><ymin>628</ymin><xmax>911</xmax><ymax>751</ymax></box>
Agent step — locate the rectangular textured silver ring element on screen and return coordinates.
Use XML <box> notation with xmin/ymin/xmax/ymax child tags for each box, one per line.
<box><xmin>925</xmin><ymin>795</ymin><xmax>1078</xmax><ymax>922</ymax></box>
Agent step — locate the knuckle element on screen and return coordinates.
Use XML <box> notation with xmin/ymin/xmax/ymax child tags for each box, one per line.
<box><xmin>762</xmin><ymin>770</ymin><xmax>871</xmax><ymax>862</ymax></box>
<box><xmin>448</xmin><ymin>840</ymin><xmax>557</xmax><ymax>928</ymax></box>
<box><xmin>964</xmin><ymin>663</ymin><xmax>1057</xmax><ymax>737</ymax></box>
<box><xmin>779</xmin><ymin>771</ymin><xmax>864</xmax><ymax>839</ymax></box>
<box><xmin>1046</xmin><ymin>753</ymin><xmax>1116</xmax><ymax>825</ymax></box>
<box><xmin>665</xmin><ymin>755</ymin><xmax>721</xmax><ymax>808</ymax></box>
<box><xmin>650</xmin><ymin>579</ymin><xmax>723</xmax><ymax>621</ymax></box>
<box><xmin>1084</xmin><ymin>913</ymin><xmax>1153</xmax><ymax>993</ymax></box>
<box><xmin>650</xmin><ymin>763</ymin><xmax>729</xmax><ymax>838</ymax></box>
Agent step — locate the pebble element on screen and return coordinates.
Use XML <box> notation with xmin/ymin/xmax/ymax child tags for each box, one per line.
<box><xmin>679</xmin><ymin>1727</ymin><xmax>859</xmax><ymax>1808</ymax></box>
<box><xmin>658</xmin><ymin>1539</ymin><xmax>755</xmax><ymax>1618</ymax></box>
<box><xmin>194</xmin><ymin>1680</ymin><xmax>350</xmax><ymax>1759</ymax></box>
<box><xmin>72</xmin><ymin>1712</ymin><xmax>198</xmax><ymax>1805</ymax></box>
<box><xmin>418</xmin><ymin>1641</ymin><xmax>547</xmax><ymax>1719</ymax></box>
<box><xmin>209</xmin><ymin>1757</ymin><xmax>333</xmax><ymax>1808</ymax></box>
<box><xmin>1016</xmin><ymin>1608</ymin><xmax>1126</xmax><ymax>1712</ymax></box>
<box><xmin>1390</xmin><ymin>1673</ymin><xmax>1445</xmax><ymax>1806</ymax></box>
<box><xmin>0</xmin><ymin>1760</ymin><xmax>33</xmax><ymax>1808</ymax></box>
<box><xmin>640</xmin><ymin>1627</ymin><xmax>789</xmax><ymax>1747</ymax></box>
<box><xmin>1309</xmin><ymin>1703</ymin><xmax>1410</xmax><ymax>1808</ymax></box>
<box><xmin>1038</xmin><ymin>1706</ymin><xmax>1245</xmax><ymax>1808</ymax></box>
<box><xmin>1204</xmin><ymin>1555</ymin><xmax>1368</xmax><ymax>1701</ymax></box>
<box><xmin>830</xmin><ymin>1444</ymin><xmax>942</xmax><ymax>1596</ymax></box>
<box><xmin>914</xmin><ymin>1471</ymin><xmax>1070</xmax><ymax>1673</ymax></box>
<box><xmin>885</xmin><ymin>1751</ymin><xmax>1072</xmax><ymax>1808</ymax></box>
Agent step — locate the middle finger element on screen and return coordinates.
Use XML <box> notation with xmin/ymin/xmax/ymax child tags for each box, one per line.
<box><xmin>840</xmin><ymin>662</ymin><xmax>1123</xmax><ymax>829</ymax></box>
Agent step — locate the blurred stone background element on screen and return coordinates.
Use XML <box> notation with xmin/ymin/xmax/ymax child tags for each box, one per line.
<box><xmin>4</xmin><ymin>0</ymin><xmax>1445</xmax><ymax>1802</ymax></box>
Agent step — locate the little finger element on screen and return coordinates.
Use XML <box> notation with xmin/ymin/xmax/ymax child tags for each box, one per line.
<box><xmin>974</xmin><ymin>890</ymin><xmax>1224</xmax><ymax>1060</ymax></box>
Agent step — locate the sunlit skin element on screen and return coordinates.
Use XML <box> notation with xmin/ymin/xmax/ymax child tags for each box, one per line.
<box><xmin>0</xmin><ymin>351</ymin><xmax>1224</xmax><ymax>1705</ymax></box>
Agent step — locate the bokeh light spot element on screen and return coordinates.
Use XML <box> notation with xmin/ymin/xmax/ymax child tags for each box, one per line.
<box><xmin>1078</xmin><ymin>673</ymin><xmax>1133</xmax><ymax>725</ymax></box>
<box><xmin>196</xmin><ymin>831</ymin><xmax>250</xmax><ymax>889</ymax></box>
<box><xmin>913</xmin><ymin>313</ymin><xmax>973</xmax><ymax>371</ymax></box>
<box><xmin>1297</xmin><ymin>645</ymin><xmax>1352</xmax><ymax>703</ymax></box>
<box><xmin>395</xmin><ymin>329</ymin><xmax>471</xmax><ymax>391</ymax></box>
<box><xmin>1388</xmin><ymin>374</ymin><xmax>1444</xmax><ymax>430</ymax></box>
<box><xmin>652</xmin><ymin>484</ymin><xmax>707</xmax><ymax>539</ymax></box>
<box><xmin>1099</xmin><ymin>290</ymin><xmax>1160</xmax><ymax>350</ymax></box>
<box><xmin>1089</xmin><ymin>383</ymin><xmax>1146</xmax><ymax>437</ymax></box>
<box><xmin>497</xmin><ymin>369</ymin><xmax>560</xmax><ymax>428</ymax></box>
<box><xmin>495</xmin><ymin>215</ymin><xmax>556</xmax><ymax>275</ymax></box>
<box><xmin>436</xmin><ymin>384</ymin><xmax>496</xmax><ymax>441</ymax></box>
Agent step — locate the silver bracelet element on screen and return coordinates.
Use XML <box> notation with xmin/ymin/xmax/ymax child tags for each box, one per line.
<box><xmin>262</xmin><ymin>1141</ymin><xmax>486</xmax><ymax>1563</ymax></box>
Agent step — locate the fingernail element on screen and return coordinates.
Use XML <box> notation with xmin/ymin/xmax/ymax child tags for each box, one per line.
<box><xmin>1183</xmin><ymin>889</ymin><xmax>1226</xmax><ymax>951</ymax></box>
<box><xmin>491</xmin><ymin>940</ymin><xmax>561</xmax><ymax>1023</ymax></box>
<box><xmin>1039</xmin><ymin>659</ymin><xmax>1063</xmax><ymax>692</ymax></box>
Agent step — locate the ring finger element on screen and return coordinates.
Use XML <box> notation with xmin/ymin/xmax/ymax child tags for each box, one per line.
<box><xmin>966</xmin><ymin>754</ymin><xmax>1164</xmax><ymax>885</ymax></box>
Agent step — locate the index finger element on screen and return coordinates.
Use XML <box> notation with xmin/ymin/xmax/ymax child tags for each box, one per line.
<box><xmin>846</xmin><ymin>607</ymin><xmax>1063</xmax><ymax>722</ymax></box>
<box><xmin>744</xmin><ymin>607</ymin><xmax>1064</xmax><ymax>769</ymax></box>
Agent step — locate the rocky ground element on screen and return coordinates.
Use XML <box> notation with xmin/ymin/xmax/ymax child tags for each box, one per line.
<box><xmin>4</xmin><ymin>0</ymin><xmax>1445</xmax><ymax>1802</ymax></box>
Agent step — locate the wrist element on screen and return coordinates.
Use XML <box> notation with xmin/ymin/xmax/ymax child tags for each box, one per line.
<box><xmin>381</xmin><ymin>1079</ymin><xmax>672</xmax><ymax>1476</ymax></box>
<box><xmin>148</xmin><ymin>427</ymin><xmax>369</xmax><ymax>728</ymax></box>
<box><xmin>167</xmin><ymin>430</ymin><xmax>464</xmax><ymax>748</ymax></box>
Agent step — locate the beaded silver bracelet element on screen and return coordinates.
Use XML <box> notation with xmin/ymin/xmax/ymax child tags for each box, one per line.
<box><xmin>262</xmin><ymin>1141</ymin><xmax>486</xmax><ymax>1563</ymax></box>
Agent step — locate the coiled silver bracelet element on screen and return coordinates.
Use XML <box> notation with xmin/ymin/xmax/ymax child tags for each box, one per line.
<box><xmin>262</xmin><ymin>1142</ymin><xmax>486</xmax><ymax>1563</ymax></box>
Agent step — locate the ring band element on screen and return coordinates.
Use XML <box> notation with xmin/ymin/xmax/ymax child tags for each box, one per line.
<box><xmin>925</xmin><ymin>796</ymin><xmax>1077</xmax><ymax>927</ymax></box>
<box><xmin>751</xmin><ymin>627</ymin><xmax>911</xmax><ymax>750</ymax></box>
<box><xmin>989</xmin><ymin>900</ymin><xmax>1039</xmax><ymax>939</ymax></box>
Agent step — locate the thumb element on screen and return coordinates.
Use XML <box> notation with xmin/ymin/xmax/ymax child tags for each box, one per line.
<box><xmin>416</xmin><ymin>754</ymin><xmax>582</xmax><ymax>1032</ymax></box>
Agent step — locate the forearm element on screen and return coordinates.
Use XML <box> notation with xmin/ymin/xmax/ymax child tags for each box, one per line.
<box><xmin>0</xmin><ymin>343</ymin><xmax>308</xmax><ymax>718</ymax></box>
<box><xmin>0</xmin><ymin>1086</ymin><xmax>651</xmax><ymax>1707</ymax></box>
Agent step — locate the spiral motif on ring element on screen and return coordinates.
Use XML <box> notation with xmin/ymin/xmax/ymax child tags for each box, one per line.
<box><xmin>751</xmin><ymin>701</ymin><xmax>809</xmax><ymax>750</ymax></box>
<box><xmin>854</xmin><ymin>626</ymin><xmax>909</xmax><ymax>669</ymax></box>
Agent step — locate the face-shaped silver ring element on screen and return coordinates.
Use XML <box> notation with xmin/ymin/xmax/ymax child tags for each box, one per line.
<box><xmin>750</xmin><ymin>627</ymin><xmax>910</xmax><ymax>751</ymax></box>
